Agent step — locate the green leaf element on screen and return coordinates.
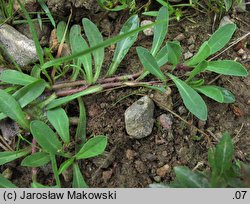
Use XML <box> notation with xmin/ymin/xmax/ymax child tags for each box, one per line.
<box><xmin>50</xmin><ymin>153</ymin><xmax>61</xmax><ymax>187</ymax></box>
<box><xmin>107</xmin><ymin>15</ymin><xmax>139</xmax><ymax>77</ymax></box>
<box><xmin>58</xmin><ymin>158</ymin><xmax>74</xmax><ymax>175</ymax></box>
<box><xmin>186</xmin><ymin>61</ymin><xmax>208</xmax><ymax>82</ymax></box>
<box><xmin>0</xmin><ymin>174</ymin><xmax>17</xmax><ymax>188</ymax></box>
<box><xmin>41</xmin><ymin>19</ymin><xmax>167</xmax><ymax>70</ymax></box>
<box><xmin>137</xmin><ymin>47</ymin><xmax>166</xmax><ymax>81</ymax></box>
<box><xmin>0</xmin><ymin>89</ymin><xmax>30</xmax><ymax>130</ymax></box>
<box><xmin>174</xmin><ymin>166</ymin><xmax>209</xmax><ymax>188</ymax></box>
<box><xmin>188</xmin><ymin>79</ymin><xmax>205</xmax><ymax>88</ymax></box>
<box><xmin>206</xmin><ymin>60</ymin><xmax>248</xmax><ymax>76</ymax></box>
<box><xmin>208</xmin><ymin>147</ymin><xmax>216</xmax><ymax>170</ymax></box>
<box><xmin>38</xmin><ymin>0</ymin><xmax>55</xmax><ymax>27</ymax></box>
<box><xmin>0</xmin><ymin>70</ymin><xmax>37</xmax><ymax>85</ymax></box>
<box><xmin>46</xmin><ymin>85</ymin><xmax>103</xmax><ymax>110</ymax></box>
<box><xmin>214</xmin><ymin>132</ymin><xmax>234</xmax><ymax>177</ymax></box>
<box><xmin>30</xmin><ymin>120</ymin><xmax>62</xmax><ymax>154</ymax></box>
<box><xmin>186</xmin><ymin>42</ymin><xmax>211</xmax><ymax>66</ymax></box>
<box><xmin>31</xmin><ymin>182</ymin><xmax>52</xmax><ymax>188</ymax></box>
<box><xmin>75</xmin><ymin>97</ymin><xmax>87</xmax><ymax>145</ymax></box>
<box><xmin>72</xmin><ymin>163</ymin><xmax>88</xmax><ymax>188</ymax></box>
<box><xmin>207</xmin><ymin>24</ymin><xmax>236</xmax><ymax>55</ymax></box>
<box><xmin>0</xmin><ymin>148</ymin><xmax>31</xmax><ymax>165</ymax></box>
<box><xmin>21</xmin><ymin>152</ymin><xmax>50</xmax><ymax>167</ymax></box>
<box><xmin>76</xmin><ymin>136</ymin><xmax>107</xmax><ymax>160</ymax></box>
<box><xmin>195</xmin><ymin>85</ymin><xmax>224</xmax><ymax>103</ymax></box>
<box><xmin>0</xmin><ymin>80</ymin><xmax>46</xmax><ymax>121</ymax></box>
<box><xmin>82</xmin><ymin>18</ymin><xmax>104</xmax><ymax>82</ymax></box>
<box><xmin>47</xmin><ymin>108</ymin><xmax>70</xmax><ymax>144</ymax></box>
<box><xmin>156</xmin><ymin>41</ymin><xmax>181</xmax><ymax>67</ymax></box>
<box><xmin>168</xmin><ymin>74</ymin><xmax>207</xmax><ymax>121</ymax></box>
<box><xmin>224</xmin><ymin>0</ymin><xmax>232</xmax><ymax>11</ymax></box>
<box><xmin>56</xmin><ymin>21</ymin><xmax>67</xmax><ymax>43</ymax></box>
<box><xmin>70</xmin><ymin>25</ymin><xmax>93</xmax><ymax>83</ymax></box>
<box><xmin>216</xmin><ymin>87</ymin><xmax>235</xmax><ymax>103</ymax></box>
<box><xmin>151</xmin><ymin>6</ymin><xmax>169</xmax><ymax>56</ymax></box>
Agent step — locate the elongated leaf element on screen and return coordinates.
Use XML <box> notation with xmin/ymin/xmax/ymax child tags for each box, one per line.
<box><xmin>21</xmin><ymin>152</ymin><xmax>50</xmax><ymax>167</ymax></box>
<box><xmin>82</xmin><ymin>18</ymin><xmax>104</xmax><ymax>82</ymax></box>
<box><xmin>38</xmin><ymin>0</ymin><xmax>55</xmax><ymax>27</ymax></box>
<box><xmin>107</xmin><ymin>15</ymin><xmax>139</xmax><ymax>76</ymax></box>
<box><xmin>174</xmin><ymin>166</ymin><xmax>209</xmax><ymax>188</ymax></box>
<box><xmin>70</xmin><ymin>25</ymin><xmax>93</xmax><ymax>83</ymax></box>
<box><xmin>13</xmin><ymin>79</ymin><xmax>47</xmax><ymax>107</ymax></box>
<box><xmin>168</xmin><ymin>74</ymin><xmax>207</xmax><ymax>120</ymax></box>
<box><xmin>207</xmin><ymin>23</ymin><xmax>236</xmax><ymax>55</ymax></box>
<box><xmin>224</xmin><ymin>0</ymin><xmax>232</xmax><ymax>11</ymax></box>
<box><xmin>151</xmin><ymin>6</ymin><xmax>169</xmax><ymax>56</ymax></box>
<box><xmin>41</xmin><ymin>19</ymin><xmax>167</xmax><ymax>70</ymax></box>
<box><xmin>137</xmin><ymin>47</ymin><xmax>166</xmax><ymax>81</ymax></box>
<box><xmin>56</xmin><ymin>21</ymin><xmax>67</xmax><ymax>43</ymax></box>
<box><xmin>216</xmin><ymin>87</ymin><xmax>235</xmax><ymax>103</ymax></box>
<box><xmin>30</xmin><ymin>120</ymin><xmax>62</xmax><ymax>154</ymax></box>
<box><xmin>76</xmin><ymin>136</ymin><xmax>107</xmax><ymax>160</ymax></box>
<box><xmin>206</xmin><ymin>60</ymin><xmax>248</xmax><ymax>76</ymax></box>
<box><xmin>214</xmin><ymin>132</ymin><xmax>234</xmax><ymax>177</ymax></box>
<box><xmin>0</xmin><ymin>80</ymin><xmax>46</xmax><ymax>121</ymax></box>
<box><xmin>72</xmin><ymin>163</ymin><xmax>88</xmax><ymax>188</ymax></box>
<box><xmin>186</xmin><ymin>42</ymin><xmax>211</xmax><ymax>66</ymax></box>
<box><xmin>47</xmin><ymin>108</ymin><xmax>70</xmax><ymax>143</ymax></box>
<box><xmin>0</xmin><ymin>174</ymin><xmax>17</xmax><ymax>188</ymax></box>
<box><xmin>186</xmin><ymin>61</ymin><xmax>208</xmax><ymax>82</ymax></box>
<box><xmin>0</xmin><ymin>89</ymin><xmax>30</xmax><ymax>130</ymax></box>
<box><xmin>0</xmin><ymin>70</ymin><xmax>37</xmax><ymax>85</ymax></box>
<box><xmin>47</xmin><ymin>85</ymin><xmax>103</xmax><ymax>110</ymax></box>
<box><xmin>17</xmin><ymin>0</ymin><xmax>44</xmax><ymax>65</ymax></box>
<box><xmin>75</xmin><ymin>97</ymin><xmax>86</xmax><ymax>145</ymax></box>
<box><xmin>31</xmin><ymin>182</ymin><xmax>52</xmax><ymax>188</ymax></box>
<box><xmin>58</xmin><ymin>158</ymin><xmax>74</xmax><ymax>175</ymax></box>
<box><xmin>0</xmin><ymin>148</ymin><xmax>31</xmax><ymax>165</ymax></box>
<box><xmin>50</xmin><ymin>153</ymin><xmax>61</xmax><ymax>187</ymax></box>
<box><xmin>195</xmin><ymin>85</ymin><xmax>224</xmax><ymax>103</ymax></box>
<box><xmin>156</xmin><ymin>41</ymin><xmax>181</xmax><ymax>67</ymax></box>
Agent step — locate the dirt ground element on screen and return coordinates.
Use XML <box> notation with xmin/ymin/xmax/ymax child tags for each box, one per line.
<box><xmin>1</xmin><ymin>2</ymin><xmax>250</xmax><ymax>187</ymax></box>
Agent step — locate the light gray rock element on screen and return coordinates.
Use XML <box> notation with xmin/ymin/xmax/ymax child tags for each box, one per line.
<box><xmin>125</xmin><ymin>96</ymin><xmax>155</xmax><ymax>139</ymax></box>
<box><xmin>0</xmin><ymin>24</ymin><xmax>41</xmax><ymax>67</ymax></box>
<box><xmin>184</xmin><ymin>51</ymin><xmax>193</xmax><ymax>60</ymax></box>
<box><xmin>219</xmin><ymin>16</ymin><xmax>234</xmax><ymax>28</ymax></box>
<box><xmin>141</xmin><ymin>20</ymin><xmax>154</xmax><ymax>36</ymax></box>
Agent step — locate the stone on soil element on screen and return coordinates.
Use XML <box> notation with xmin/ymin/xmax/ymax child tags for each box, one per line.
<box><xmin>0</xmin><ymin>24</ymin><xmax>42</xmax><ymax>67</ymax></box>
<box><xmin>125</xmin><ymin>96</ymin><xmax>155</xmax><ymax>139</ymax></box>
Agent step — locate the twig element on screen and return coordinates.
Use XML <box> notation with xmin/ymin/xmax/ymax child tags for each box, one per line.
<box><xmin>0</xmin><ymin>135</ymin><xmax>14</xmax><ymax>151</ymax></box>
<box><xmin>0</xmin><ymin>142</ymin><xmax>9</xmax><ymax>151</ymax></box>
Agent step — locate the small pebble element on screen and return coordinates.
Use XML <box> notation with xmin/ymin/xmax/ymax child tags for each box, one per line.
<box><xmin>188</xmin><ymin>44</ymin><xmax>195</xmax><ymax>51</ymax></box>
<box><xmin>156</xmin><ymin>164</ymin><xmax>170</xmax><ymax>177</ymax></box>
<box><xmin>237</xmin><ymin>48</ymin><xmax>245</xmax><ymax>56</ymax></box>
<box><xmin>184</xmin><ymin>51</ymin><xmax>193</xmax><ymax>60</ymax></box>
<box><xmin>134</xmin><ymin>160</ymin><xmax>146</xmax><ymax>174</ymax></box>
<box><xmin>141</xmin><ymin>20</ymin><xmax>154</xmax><ymax>36</ymax></box>
<box><xmin>145</xmin><ymin>153</ymin><xmax>157</xmax><ymax>161</ymax></box>
<box><xmin>178</xmin><ymin>106</ymin><xmax>187</xmax><ymax>115</ymax></box>
<box><xmin>102</xmin><ymin>170</ymin><xmax>113</xmax><ymax>183</ymax></box>
<box><xmin>159</xmin><ymin>114</ymin><xmax>173</xmax><ymax>130</ymax></box>
<box><xmin>187</xmin><ymin>36</ymin><xmax>196</xmax><ymax>45</ymax></box>
<box><xmin>246</xmin><ymin>98</ymin><xmax>250</xmax><ymax>105</ymax></box>
<box><xmin>162</xmin><ymin>151</ymin><xmax>168</xmax><ymax>157</ymax></box>
<box><xmin>154</xmin><ymin>176</ymin><xmax>161</xmax><ymax>182</ymax></box>
<box><xmin>174</xmin><ymin>33</ymin><xmax>185</xmax><ymax>41</ymax></box>
<box><xmin>126</xmin><ymin>149</ymin><xmax>136</xmax><ymax>160</ymax></box>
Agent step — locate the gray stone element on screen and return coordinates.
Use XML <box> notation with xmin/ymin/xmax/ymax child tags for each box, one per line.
<box><xmin>125</xmin><ymin>96</ymin><xmax>155</xmax><ymax>139</ymax></box>
<box><xmin>159</xmin><ymin>114</ymin><xmax>173</xmax><ymax>130</ymax></box>
<box><xmin>184</xmin><ymin>51</ymin><xmax>193</xmax><ymax>59</ymax></box>
<box><xmin>141</xmin><ymin>20</ymin><xmax>154</xmax><ymax>36</ymax></box>
<box><xmin>0</xmin><ymin>119</ymin><xmax>19</xmax><ymax>144</ymax></box>
<box><xmin>0</xmin><ymin>24</ymin><xmax>42</xmax><ymax>67</ymax></box>
<box><xmin>219</xmin><ymin>16</ymin><xmax>234</xmax><ymax>28</ymax></box>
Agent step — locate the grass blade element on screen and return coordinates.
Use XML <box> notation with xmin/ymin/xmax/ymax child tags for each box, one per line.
<box><xmin>137</xmin><ymin>47</ymin><xmax>166</xmax><ymax>81</ymax></box>
<box><xmin>82</xmin><ymin>18</ymin><xmax>104</xmax><ymax>82</ymax></box>
<box><xmin>0</xmin><ymin>89</ymin><xmax>30</xmax><ymax>130</ymax></box>
<box><xmin>47</xmin><ymin>108</ymin><xmax>70</xmax><ymax>144</ymax></box>
<box><xmin>75</xmin><ymin>97</ymin><xmax>87</xmax><ymax>144</ymax></box>
<box><xmin>107</xmin><ymin>15</ymin><xmax>139</xmax><ymax>77</ymax></box>
<box><xmin>30</xmin><ymin>120</ymin><xmax>63</xmax><ymax>154</ymax></box>
<box><xmin>46</xmin><ymin>85</ymin><xmax>103</xmax><ymax>110</ymax></box>
<box><xmin>151</xmin><ymin>6</ymin><xmax>169</xmax><ymax>56</ymax></box>
<box><xmin>38</xmin><ymin>0</ymin><xmax>56</xmax><ymax>27</ymax></box>
<box><xmin>168</xmin><ymin>73</ymin><xmax>207</xmax><ymax>120</ymax></box>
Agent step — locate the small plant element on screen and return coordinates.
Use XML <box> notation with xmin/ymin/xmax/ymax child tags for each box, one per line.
<box><xmin>150</xmin><ymin>132</ymin><xmax>250</xmax><ymax>188</ymax></box>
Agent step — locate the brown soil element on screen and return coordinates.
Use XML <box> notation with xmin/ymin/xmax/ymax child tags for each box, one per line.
<box><xmin>1</xmin><ymin>2</ymin><xmax>250</xmax><ymax>187</ymax></box>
